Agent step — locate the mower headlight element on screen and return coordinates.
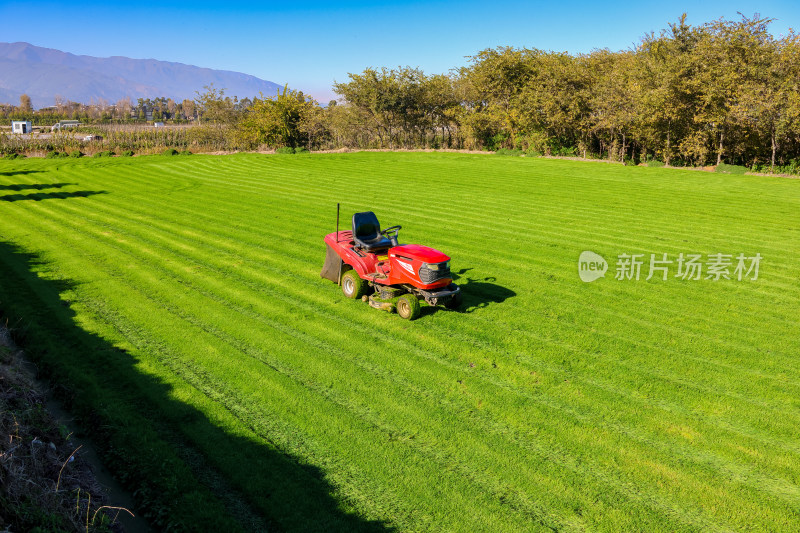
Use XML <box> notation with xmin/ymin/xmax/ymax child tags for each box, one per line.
<box><xmin>425</xmin><ymin>261</ymin><xmax>449</xmax><ymax>271</ymax></box>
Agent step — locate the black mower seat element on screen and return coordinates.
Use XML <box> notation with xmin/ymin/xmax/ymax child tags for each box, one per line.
<box><xmin>352</xmin><ymin>211</ymin><xmax>392</xmax><ymax>251</ymax></box>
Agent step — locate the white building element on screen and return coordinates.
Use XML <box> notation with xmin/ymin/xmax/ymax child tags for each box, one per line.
<box><xmin>11</xmin><ymin>120</ymin><xmax>32</xmax><ymax>134</ymax></box>
<box><xmin>52</xmin><ymin>120</ymin><xmax>80</xmax><ymax>131</ymax></box>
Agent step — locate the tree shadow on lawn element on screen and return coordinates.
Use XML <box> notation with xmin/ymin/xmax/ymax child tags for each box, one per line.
<box><xmin>0</xmin><ymin>182</ymin><xmax>75</xmax><ymax>190</ymax></box>
<box><xmin>0</xmin><ymin>239</ymin><xmax>392</xmax><ymax>532</ymax></box>
<box><xmin>1</xmin><ymin>190</ymin><xmax>107</xmax><ymax>202</ymax></box>
<box><xmin>0</xmin><ymin>170</ymin><xmax>45</xmax><ymax>177</ymax></box>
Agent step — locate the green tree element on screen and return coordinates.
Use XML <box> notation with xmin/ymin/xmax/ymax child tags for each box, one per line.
<box><xmin>195</xmin><ymin>84</ymin><xmax>236</xmax><ymax>125</ymax></box>
<box><xmin>182</xmin><ymin>99</ymin><xmax>196</xmax><ymax>122</ymax></box>
<box><xmin>461</xmin><ymin>47</ymin><xmax>538</xmax><ymax>148</ymax></box>
<box><xmin>731</xmin><ymin>24</ymin><xmax>800</xmax><ymax>168</ymax></box>
<box><xmin>19</xmin><ymin>94</ymin><xmax>32</xmax><ymax>113</ymax></box>
<box><xmin>236</xmin><ymin>86</ymin><xmax>316</xmax><ymax>149</ymax></box>
<box><xmin>516</xmin><ymin>51</ymin><xmax>591</xmax><ymax>155</ymax></box>
<box><xmin>333</xmin><ymin>67</ymin><xmax>403</xmax><ymax>148</ymax></box>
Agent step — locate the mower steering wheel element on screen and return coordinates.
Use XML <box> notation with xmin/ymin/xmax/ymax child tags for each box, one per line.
<box><xmin>381</xmin><ymin>225</ymin><xmax>402</xmax><ymax>237</ymax></box>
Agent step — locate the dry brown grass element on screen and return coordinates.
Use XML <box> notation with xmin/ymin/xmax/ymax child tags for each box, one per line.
<box><xmin>0</xmin><ymin>327</ymin><xmax>130</xmax><ymax>532</ymax></box>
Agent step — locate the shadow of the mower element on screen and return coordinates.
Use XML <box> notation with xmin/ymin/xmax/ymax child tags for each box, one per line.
<box><xmin>421</xmin><ymin>268</ymin><xmax>516</xmax><ymax>316</ymax></box>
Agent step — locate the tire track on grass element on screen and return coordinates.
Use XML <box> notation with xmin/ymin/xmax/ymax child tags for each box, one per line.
<box><xmin>187</xmin><ymin>156</ymin><xmax>800</xmax><ymax>263</ymax></box>
<box><xmin>8</xmin><ymin>205</ymin><xmax>560</xmax><ymax>531</ymax></box>
<box><xmin>18</xmin><ymin>160</ymin><xmax>800</xmax><ymax>524</ymax></box>
<box><xmin>23</xmin><ymin>175</ymin><xmax>800</xmax><ymax>470</ymax></box>
<box><xmin>10</xmin><ymin>203</ymin><xmax>788</xmax><ymax>528</ymax></box>
<box><xmin>57</xmin><ymin>163</ymin><xmax>800</xmax><ymax>354</ymax></box>
<box><xmin>107</xmin><ymin>157</ymin><xmax>800</xmax><ymax>270</ymax></box>
<box><xmin>52</xmin><ymin>174</ymin><xmax>800</xmax><ymax>394</ymax></box>
<box><xmin>29</xmin><ymin>191</ymin><xmax>800</xmax><ymax>470</ymax></box>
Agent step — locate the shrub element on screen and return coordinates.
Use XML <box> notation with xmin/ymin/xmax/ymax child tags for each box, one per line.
<box><xmin>294</xmin><ymin>147</ymin><xmax>309</xmax><ymax>154</ymax></box>
<box><xmin>163</xmin><ymin>148</ymin><xmax>179</xmax><ymax>156</ymax></box>
<box><xmin>774</xmin><ymin>159</ymin><xmax>800</xmax><ymax>175</ymax></box>
<box><xmin>516</xmin><ymin>131</ymin><xmax>549</xmax><ymax>154</ymax></box>
<box><xmin>495</xmin><ymin>148</ymin><xmax>523</xmax><ymax>156</ymax></box>
<box><xmin>69</xmin><ymin>150</ymin><xmax>84</xmax><ymax>158</ymax></box>
<box><xmin>646</xmin><ymin>159</ymin><xmax>665</xmax><ymax>167</ymax></box>
<box><xmin>180</xmin><ymin>150</ymin><xmax>192</xmax><ymax>156</ymax></box>
<box><xmin>45</xmin><ymin>151</ymin><xmax>61</xmax><ymax>159</ymax></box>
<box><xmin>525</xmin><ymin>150</ymin><xmax>543</xmax><ymax>157</ymax></box>
<box><xmin>93</xmin><ymin>150</ymin><xmax>115</xmax><ymax>158</ymax></box>
<box><xmin>121</xmin><ymin>150</ymin><xmax>135</xmax><ymax>157</ymax></box>
<box><xmin>4</xmin><ymin>153</ymin><xmax>26</xmax><ymax>159</ymax></box>
<box><xmin>715</xmin><ymin>163</ymin><xmax>747</xmax><ymax>175</ymax></box>
<box><xmin>275</xmin><ymin>146</ymin><xmax>295</xmax><ymax>154</ymax></box>
<box><xmin>488</xmin><ymin>132</ymin><xmax>509</xmax><ymax>151</ymax></box>
<box><xmin>551</xmin><ymin>146</ymin><xmax>577</xmax><ymax>157</ymax></box>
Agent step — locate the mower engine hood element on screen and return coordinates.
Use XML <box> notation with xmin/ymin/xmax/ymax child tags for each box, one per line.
<box><xmin>390</xmin><ymin>244</ymin><xmax>450</xmax><ymax>264</ymax></box>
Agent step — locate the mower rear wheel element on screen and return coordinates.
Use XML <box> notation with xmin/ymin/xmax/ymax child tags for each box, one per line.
<box><xmin>396</xmin><ymin>294</ymin><xmax>421</xmax><ymax>320</ymax></box>
<box><xmin>341</xmin><ymin>270</ymin><xmax>368</xmax><ymax>299</ymax></box>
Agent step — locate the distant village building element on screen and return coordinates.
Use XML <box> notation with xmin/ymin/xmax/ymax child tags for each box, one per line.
<box><xmin>153</xmin><ymin>121</ymin><xmax>165</xmax><ymax>128</ymax></box>
<box><xmin>51</xmin><ymin>120</ymin><xmax>81</xmax><ymax>131</ymax></box>
<box><xmin>11</xmin><ymin>120</ymin><xmax>32</xmax><ymax>134</ymax></box>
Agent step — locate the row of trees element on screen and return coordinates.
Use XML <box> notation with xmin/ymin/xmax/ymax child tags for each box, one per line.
<box><xmin>3</xmin><ymin>15</ymin><xmax>799</xmax><ymax>170</ymax></box>
<box><xmin>0</xmin><ymin>95</ymin><xmax>205</xmax><ymax>124</ymax></box>
<box><xmin>225</xmin><ymin>14</ymin><xmax>800</xmax><ymax>170</ymax></box>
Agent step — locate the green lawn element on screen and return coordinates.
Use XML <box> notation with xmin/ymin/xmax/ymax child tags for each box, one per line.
<box><xmin>0</xmin><ymin>152</ymin><xmax>798</xmax><ymax>531</ymax></box>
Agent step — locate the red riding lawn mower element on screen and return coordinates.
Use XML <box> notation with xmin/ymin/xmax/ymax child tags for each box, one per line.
<box><xmin>321</xmin><ymin>209</ymin><xmax>461</xmax><ymax>320</ymax></box>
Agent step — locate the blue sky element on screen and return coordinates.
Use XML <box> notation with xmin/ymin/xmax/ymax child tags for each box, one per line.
<box><xmin>1</xmin><ymin>1</ymin><xmax>797</xmax><ymax>102</ymax></box>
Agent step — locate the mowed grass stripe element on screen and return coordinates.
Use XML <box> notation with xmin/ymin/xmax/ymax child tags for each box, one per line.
<box><xmin>10</xmin><ymin>159</ymin><xmax>800</xmax><ymax>444</ymax></box>
<box><xmin>212</xmin><ymin>153</ymin><xmax>797</xmax><ymax>226</ymax></box>
<box><xmin>7</xmin><ymin>179</ymin><xmax>800</xmax><ymax>528</ymax></box>
<box><xmin>72</xmin><ymin>157</ymin><xmax>799</xmax><ymax>322</ymax></box>
<box><xmin>193</xmin><ymin>155</ymin><xmax>799</xmax><ymax>260</ymax></box>
<box><xmin>168</xmin><ymin>170</ymin><xmax>794</xmax><ymax>276</ymax></box>
<box><xmin>4</xmin><ymin>192</ymin><xmax>586</xmax><ymax>531</ymax></box>
<box><xmin>49</xmin><ymin>159</ymin><xmax>800</xmax><ymax>361</ymax></box>
<box><xmin>1</xmin><ymin>153</ymin><xmax>799</xmax><ymax>530</ymax></box>
<box><xmin>47</xmin><ymin>162</ymin><xmax>800</xmax><ymax>399</ymax></box>
<box><xmin>3</xmin><ymin>188</ymin><xmax>749</xmax><ymax>532</ymax></box>
<box><xmin>15</xmin><ymin>160</ymin><xmax>800</xmax><ymax>464</ymax></box>
<box><xmin>111</xmin><ymin>154</ymin><xmax>795</xmax><ymax>265</ymax></box>
<box><xmin>31</xmin><ymin>175</ymin><xmax>800</xmax><ymax>448</ymax></box>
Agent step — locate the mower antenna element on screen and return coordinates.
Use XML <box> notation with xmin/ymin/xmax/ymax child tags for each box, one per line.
<box><xmin>336</xmin><ymin>203</ymin><xmax>342</xmax><ymax>285</ymax></box>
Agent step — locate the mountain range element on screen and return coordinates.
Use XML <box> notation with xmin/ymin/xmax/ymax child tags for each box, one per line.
<box><xmin>0</xmin><ymin>42</ymin><xmax>282</xmax><ymax>109</ymax></box>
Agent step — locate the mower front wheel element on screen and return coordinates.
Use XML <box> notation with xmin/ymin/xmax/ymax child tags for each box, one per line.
<box><xmin>396</xmin><ymin>294</ymin><xmax>421</xmax><ymax>320</ymax></box>
<box><xmin>341</xmin><ymin>270</ymin><xmax>368</xmax><ymax>299</ymax></box>
<box><xmin>445</xmin><ymin>290</ymin><xmax>463</xmax><ymax>310</ymax></box>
